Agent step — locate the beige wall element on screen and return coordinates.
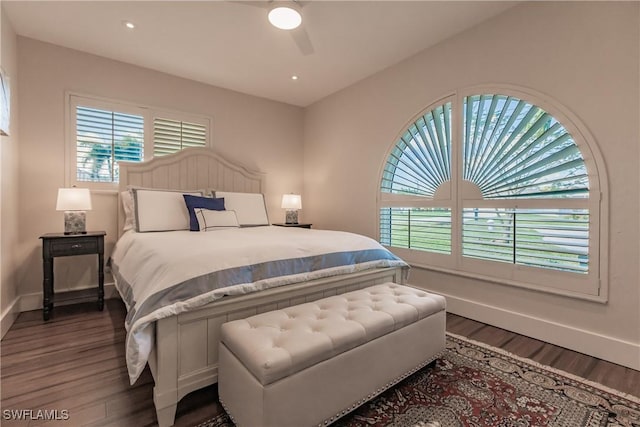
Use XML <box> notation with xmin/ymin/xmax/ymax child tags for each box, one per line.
<box><xmin>304</xmin><ymin>2</ymin><xmax>640</xmax><ymax>368</ymax></box>
<box><xmin>16</xmin><ymin>38</ymin><xmax>303</xmax><ymax>300</ymax></box>
<box><xmin>1</xmin><ymin>4</ymin><xmax>20</xmax><ymax>337</ymax></box>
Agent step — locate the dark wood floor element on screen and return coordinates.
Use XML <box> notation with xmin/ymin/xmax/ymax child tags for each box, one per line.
<box><xmin>2</xmin><ymin>299</ymin><xmax>639</xmax><ymax>427</ymax></box>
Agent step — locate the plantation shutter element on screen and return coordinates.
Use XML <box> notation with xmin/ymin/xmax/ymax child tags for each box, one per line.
<box><xmin>462</xmin><ymin>208</ymin><xmax>589</xmax><ymax>273</ymax></box>
<box><xmin>380</xmin><ymin>207</ymin><xmax>451</xmax><ymax>254</ymax></box>
<box><xmin>381</xmin><ymin>102</ymin><xmax>452</xmax><ymax>198</ymax></box>
<box><xmin>460</xmin><ymin>94</ymin><xmax>590</xmax><ymax>273</ymax></box>
<box><xmin>76</xmin><ymin>106</ymin><xmax>144</xmax><ymax>183</ymax></box>
<box><xmin>462</xmin><ymin>95</ymin><xmax>589</xmax><ymax>199</ymax></box>
<box><xmin>380</xmin><ymin>93</ymin><xmax>593</xmax><ymax>277</ymax></box>
<box><xmin>379</xmin><ymin>102</ymin><xmax>453</xmax><ymax>256</ymax></box>
<box><xmin>153</xmin><ymin>118</ymin><xmax>207</xmax><ymax>157</ymax></box>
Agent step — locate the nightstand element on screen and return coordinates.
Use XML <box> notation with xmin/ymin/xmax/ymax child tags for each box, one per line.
<box><xmin>272</xmin><ymin>223</ymin><xmax>312</xmax><ymax>229</ymax></box>
<box><xmin>39</xmin><ymin>231</ymin><xmax>106</xmax><ymax>321</ymax></box>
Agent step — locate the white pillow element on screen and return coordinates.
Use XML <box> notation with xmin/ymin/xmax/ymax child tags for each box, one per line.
<box><xmin>195</xmin><ymin>209</ymin><xmax>240</xmax><ymax>231</ymax></box>
<box><xmin>214</xmin><ymin>191</ymin><xmax>269</xmax><ymax>226</ymax></box>
<box><xmin>121</xmin><ymin>190</ymin><xmax>135</xmax><ymax>232</ymax></box>
<box><xmin>132</xmin><ymin>188</ymin><xmax>203</xmax><ymax>232</ymax></box>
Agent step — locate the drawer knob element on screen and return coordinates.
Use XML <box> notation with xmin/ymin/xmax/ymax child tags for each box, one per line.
<box><xmin>71</xmin><ymin>244</ymin><xmax>82</xmax><ymax>249</ymax></box>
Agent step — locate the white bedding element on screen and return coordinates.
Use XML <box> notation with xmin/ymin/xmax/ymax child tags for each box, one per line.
<box><xmin>110</xmin><ymin>226</ymin><xmax>408</xmax><ymax>384</ymax></box>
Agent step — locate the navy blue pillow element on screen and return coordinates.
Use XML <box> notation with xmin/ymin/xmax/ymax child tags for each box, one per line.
<box><xmin>183</xmin><ymin>194</ymin><xmax>225</xmax><ymax>231</ymax></box>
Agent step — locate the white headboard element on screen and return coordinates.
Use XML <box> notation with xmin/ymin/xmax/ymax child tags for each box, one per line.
<box><xmin>118</xmin><ymin>147</ymin><xmax>265</xmax><ymax>235</ymax></box>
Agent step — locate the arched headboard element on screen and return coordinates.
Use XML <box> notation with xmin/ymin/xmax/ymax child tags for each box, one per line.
<box><xmin>118</xmin><ymin>147</ymin><xmax>265</xmax><ymax>235</ymax></box>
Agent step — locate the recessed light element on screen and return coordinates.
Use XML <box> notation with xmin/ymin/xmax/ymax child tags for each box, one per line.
<box><xmin>291</xmin><ymin>75</ymin><xmax>299</xmax><ymax>81</ymax></box>
<box><xmin>123</xmin><ymin>21</ymin><xmax>136</xmax><ymax>30</ymax></box>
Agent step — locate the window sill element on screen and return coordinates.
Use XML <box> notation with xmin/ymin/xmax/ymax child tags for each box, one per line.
<box><xmin>408</xmin><ymin>261</ymin><xmax>607</xmax><ymax>304</ymax></box>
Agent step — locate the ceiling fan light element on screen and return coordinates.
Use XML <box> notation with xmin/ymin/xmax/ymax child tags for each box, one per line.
<box><xmin>268</xmin><ymin>6</ymin><xmax>302</xmax><ymax>30</ymax></box>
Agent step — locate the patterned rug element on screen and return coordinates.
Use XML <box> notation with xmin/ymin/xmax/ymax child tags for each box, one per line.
<box><xmin>196</xmin><ymin>333</ymin><xmax>640</xmax><ymax>427</ymax></box>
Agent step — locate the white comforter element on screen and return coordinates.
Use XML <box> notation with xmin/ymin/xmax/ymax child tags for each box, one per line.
<box><xmin>110</xmin><ymin>226</ymin><xmax>408</xmax><ymax>383</ymax></box>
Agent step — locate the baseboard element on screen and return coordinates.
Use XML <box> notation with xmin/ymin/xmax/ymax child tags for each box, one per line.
<box><xmin>417</xmin><ymin>289</ymin><xmax>640</xmax><ymax>371</ymax></box>
<box><xmin>1</xmin><ymin>296</ymin><xmax>20</xmax><ymax>339</ymax></box>
<box><xmin>18</xmin><ymin>282</ymin><xmax>121</xmax><ymax>313</ymax></box>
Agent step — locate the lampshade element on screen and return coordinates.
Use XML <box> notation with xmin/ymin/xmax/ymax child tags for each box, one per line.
<box><xmin>281</xmin><ymin>194</ymin><xmax>302</xmax><ymax>210</ymax></box>
<box><xmin>268</xmin><ymin>5</ymin><xmax>302</xmax><ymax>30</ymax></box>
<box><xmin>56</xmin><ymin>188</ymin><xmax>92</xmax><ymax>211</ymax></box>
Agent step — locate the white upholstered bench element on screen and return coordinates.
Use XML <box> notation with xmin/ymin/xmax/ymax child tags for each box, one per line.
<box><xmin>218</xmin><ymin>283</ymin><xmax>446</xmax><ymax>427</ymax></box>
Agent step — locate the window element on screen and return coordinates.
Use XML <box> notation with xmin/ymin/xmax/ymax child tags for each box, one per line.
<box><xmin>76</xmin><ymin>106</ymin><xmax>144</xmax><ymax>183</ymax></box>
<box><xmin>67</xmin><ymin>94</ymin><xmax>210</xmax><ymax>186</ymax></box>
<box><xmin>153</xmin><ymin>117</ymin><xmax>207</xmax><ymax>157</ymax></box>
<box><xmin>379</xmin><ymin>89</ymin><xmax>606</xmax><ymax>298</ymax></box>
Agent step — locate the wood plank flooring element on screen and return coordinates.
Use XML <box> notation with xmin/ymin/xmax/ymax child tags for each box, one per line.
<box><xmin>1</xmin><ymin>300</ymin><xmax>638</xmax><ymax>427</ymax></box>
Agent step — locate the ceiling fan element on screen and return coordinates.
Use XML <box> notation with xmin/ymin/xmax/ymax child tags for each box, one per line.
<box><xmin>233</xmin><ymin>1</ymin><xmax>315</xmax><ymax>56</ymax></box>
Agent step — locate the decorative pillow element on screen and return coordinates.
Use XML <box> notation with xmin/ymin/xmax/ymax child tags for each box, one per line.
<box><xmin>183</xmin><ymin>194</ymin><xmax>225</xmax><ymax>231</ymax></box>
<box><xmin>132</xmin><ymin>188</ymin><xmax>203</xmax><ymax>232</ymax></box>
<box><xmin>213</xmin><ymin>191</ymin><xmax>269</xmax><ymax>226</ymax></box>
<box><xmin>195</xmin><ymin>208</ymin><xmax>240</xmax><ymax>231</ymax></box>
<box><xmin>121</xmin><ymin>190</ymin><xmax>135</xmax><ymax>232</ymax></box>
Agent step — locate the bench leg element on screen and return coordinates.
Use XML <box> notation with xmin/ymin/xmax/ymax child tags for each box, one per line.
<box><xmin>155</xmin><ymin>403</ymin><xmax>177</xmax><ymax>427</ymax></box>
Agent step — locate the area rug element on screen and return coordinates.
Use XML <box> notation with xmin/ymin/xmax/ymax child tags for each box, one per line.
<box><xmin>196</xmin><ymin>333</ymin><xmax>640</xmax><ymax>427</ymax></box>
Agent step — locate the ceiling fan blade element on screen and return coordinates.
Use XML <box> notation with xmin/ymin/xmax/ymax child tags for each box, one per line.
<box><xmin>290</xmin><ymin>26</ymin><xmax>315</xmax><ymax>55</ymax></box>
<box><xmin>235</xmin><ymin>0</ymin><xmax>306</xmax><ymax>9</ymax></box>
<box><xmin>228</xmin><ymin>1</ymin><xmax>271</xmax><ymax>10</ymax></box>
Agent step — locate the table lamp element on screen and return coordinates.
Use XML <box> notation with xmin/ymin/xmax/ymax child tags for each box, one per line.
<box><xmin>281</xmin><ymin>194</ymin><xmax>302</xmax><ymax>224</ymax></box>
<box><xmin>56</xmin><ymin>187</ymin><xmax>92</xmax><ymax>234</ymax></box>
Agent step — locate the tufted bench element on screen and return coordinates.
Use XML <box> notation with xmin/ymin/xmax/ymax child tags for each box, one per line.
<box><xmin>218</xmin><ymin>283</ymin><xmax>446</xmax><ymax>427</ymax></box>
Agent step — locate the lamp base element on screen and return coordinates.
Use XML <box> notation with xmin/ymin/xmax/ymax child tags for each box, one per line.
<box><xmin>64</xmin><ymin>211</ymin><xmax>87</xmax><ymax>235</ymax></box>
<box><xmin>285</xmin><ymin>210</ymin><xmax>299</xmax><ymax>224</ymax></box>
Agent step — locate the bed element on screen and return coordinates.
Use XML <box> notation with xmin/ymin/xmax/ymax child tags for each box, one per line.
<box><xmin>114</xmin><ymin>148</ymin><xmax>408</xmax><ymax>427</ymax></box>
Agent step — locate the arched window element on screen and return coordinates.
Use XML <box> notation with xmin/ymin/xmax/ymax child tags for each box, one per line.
<box><xmin>379</xmin><ymin>88</ymin><xmax>606</xmax><ymax>299</ymax></box>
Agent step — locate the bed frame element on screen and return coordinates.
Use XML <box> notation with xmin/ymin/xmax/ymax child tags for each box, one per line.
<box><xmin>118</xmin><ymin>148</ymin><xmax>406</xmax><ymax>427</ymax></box>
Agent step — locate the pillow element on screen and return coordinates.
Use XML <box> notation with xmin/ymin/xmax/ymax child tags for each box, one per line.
<box><xmin>195</xmin><ymin>209</ymin><xmax>240</xmax><ymax>231</ymax></box>
<box><xmin>132</xmin><ymin>188</ymin><xmax>203</xmax><ymax>232</ymax></box>
<box><xmin>213</xmin><ymin>191</ymin><xmax>269</xmax><ymax>226</ymax></box>
<box><xmin>183</xmin><ymin>194</ymin><xmax>225</xmax><ymax>231</ymax></box>
<box><xmin>121</xmin><ymin>190</ymin><xmax>135</xmax><ymax>232</ymax></box>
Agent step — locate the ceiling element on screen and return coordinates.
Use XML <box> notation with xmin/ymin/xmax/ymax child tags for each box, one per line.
<box><xmin>3</xmin><ymin>1</ymin><xmax>516</xmax><ymax>107</ymax></box>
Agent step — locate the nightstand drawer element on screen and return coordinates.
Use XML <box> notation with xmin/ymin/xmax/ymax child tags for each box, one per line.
<box><xmin>50</xmin><ymin>238</ymin><xmax>98</xmax><ymax>256</ymax></box>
